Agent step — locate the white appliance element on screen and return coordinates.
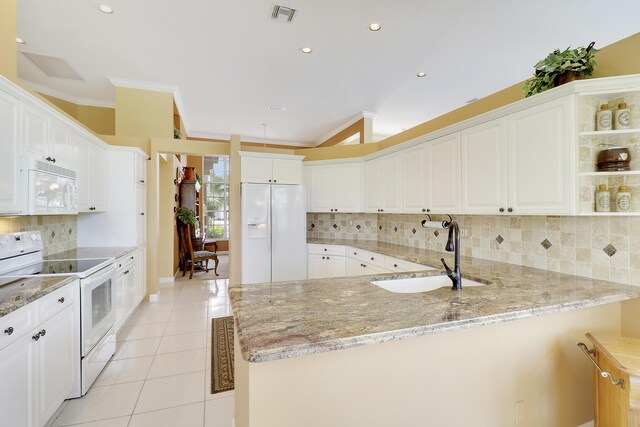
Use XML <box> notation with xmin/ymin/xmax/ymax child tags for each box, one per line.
<box><xmin>241</xmin><ymin>183</ymin><xmax>307</xmax><ymax>284</ymax></box>
<box><xmin>0</xmin><ymin>231</ymin><xmax>115</xmax><ymax>397</ymax></box>
<box><xmin>20</xmin><ymin>156</ymin><xmax>78</xmax><ymax>215</ymax></box>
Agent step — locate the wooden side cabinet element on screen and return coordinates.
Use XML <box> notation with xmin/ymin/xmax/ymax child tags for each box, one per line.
<box><xmin>581</xmin><ymin>333</ymin><xmax>640</xmax><ymax>427</ymax></box>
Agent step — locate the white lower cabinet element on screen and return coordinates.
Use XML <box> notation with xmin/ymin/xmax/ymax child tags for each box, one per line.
<box><xmin>115</xmin><ymin>250</ymin><xmax>144</xmax><ymax>333</ymax></box>
<box><xmin>307</xmin><ymin>254</ymin><xmax>346</xmax><ymax>279</ymax></box>
<box><xmin>346</xmin><ymin>257</ymin><xmax>389</xmax><ymax>276</ymax></box>
<box><xmin>0</xmin><ymin>281</ymin><xmax>78</xmax><ymax>427</ymax></box>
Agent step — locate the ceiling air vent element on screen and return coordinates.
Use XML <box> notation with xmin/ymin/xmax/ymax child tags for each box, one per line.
<box><xmin>22</xmin><ymin>52</ymin><xmax>83</xmax><ymax>81</ymax></box>
<box><xmin>271</xmin><ymin>5</ymin><xmax>296</xmax><ymax>22</ymax></box>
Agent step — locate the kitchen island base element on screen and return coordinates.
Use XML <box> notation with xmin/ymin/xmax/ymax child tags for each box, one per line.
<box><xmin>235</xmin><ymin>303</ymin><xmax>622</xmax><ymax>427</ymax></box>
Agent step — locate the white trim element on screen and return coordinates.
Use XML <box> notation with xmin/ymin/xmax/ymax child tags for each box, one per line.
<box><xmin>315</xmin><ymin>110</ymin><xmax>377</xmax><ymax>145</ymax></box>
<box><xmin>303</xmin><ymin>157</ymin><xmax>363</xmax><ymax>166</ymax></box>
<box><xmin>106</xmin><ymin>144</ymin><xmax>148</xmax><ymax>159</ymax></box>
<box><xmin>20</xmin><ymin>79</ymin><xmax>116</xmax><ymax>108</ymax></box>
<box><xmin>159</xmin><ymin>277</ymin><xmax>175</xmax><ymax>285</ymax></box>
<box><xmin>238</xmin><ymin>151</ymin><xmax>305</xmax><ymax>160</ymax></box>
<box><xmin>188</xmin><ymin>131</ymin><xmax>315</xmax><ymax>148</ymax></box>
<box><xmin>577</xmin><ymin>421</ymin><xmax>594</xmax><ymax>427</ymax></box>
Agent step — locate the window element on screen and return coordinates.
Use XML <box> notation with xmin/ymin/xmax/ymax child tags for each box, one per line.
<box><xmin>203</xmin><ymin>156</ymin><xmax>230</xmax><ymax>239</ymax></box>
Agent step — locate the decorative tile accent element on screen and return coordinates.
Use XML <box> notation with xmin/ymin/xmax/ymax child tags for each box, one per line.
<box><xmin>0</xmin><ymin>216</ymin><xmax>77</xmax><ymax>257</ymax></box>
<box><xmin>412</xmin><ymin>228</ymin><xmax>417</xmax><ymax>234</ymax></box>
<box><xmin>311</xmin><ymin>223</ymin><xmax>315</xmax><ymax>229</ymax></box>
<box><xmin>50</xmin><ymin>230</ymin><xmax>55</xmax><ymax>238</ymax></box>
<box><xmin>394</xmin><ymin>226</ymin><xmax>398</xmax><ymax>232</ymax></box>
<box><xmin>378</xmin><ymin>225</ymin><xmax>382</xmax><ymax>231</ymax></box>
<box><xmin>356</xmin><ymin>224</ymin><xmax>361</xmax><ymax>230</ymax></box>
<box><xmin>541</xmin><ymin>239</ymin><xmax>552</xmax><ymax>250</ymax></box>
<box><xmin>434</xmin><ymin>230</ymin><xmax>439</xmax><ymax>237</ymax></box>
<box><xmin>68</xmin><ymin>228</ymin><xmax>72</xmax><ymax>235</ymax></box>
<box><xmin>603</xmin><ymin>243</ymin><xmax>617</xmax><ymax>257</ymax></box>
<box><xmin>495</xmin><ymin>235</ymin><xmax>504</xmax><ymax>244</ymax></box>
<box><xmin>332</xmin><ymin>224</ymin><xmax>338</xmax><ymax>229</ymax></box>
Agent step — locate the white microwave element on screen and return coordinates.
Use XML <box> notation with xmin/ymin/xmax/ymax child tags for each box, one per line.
<box><xmin>20</xmin><ymin>156</ymin><xmax>78</xmax><ymax>215</ymax></box>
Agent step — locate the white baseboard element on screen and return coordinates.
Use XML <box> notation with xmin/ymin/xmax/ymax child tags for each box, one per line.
<box><xmin>577</xmin><ymin>421</ymin><xmax>594</xmax><ymax>427</ymax></box>
<box><xmin>159</xmin><ymin>276</ymin><xmax>175</xmax><ymax>288</ymax></box>
<box><xmin>148</xmin><ymin>293</ymin><xmax>158</xmax><ymax>302</ymax></box>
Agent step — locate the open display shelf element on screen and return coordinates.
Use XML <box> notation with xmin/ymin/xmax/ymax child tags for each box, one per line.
<box><xmin>578</xmin><ymin>89</ymin><xmax>640</xmax><ymax>215</ymax></box>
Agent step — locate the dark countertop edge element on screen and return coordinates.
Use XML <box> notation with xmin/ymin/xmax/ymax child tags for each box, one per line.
<box><xmin>0</xmin><ymin>275</ymin><xmax>77</xmax><ymax>319</ymax></box>
<box><xmin>238</xmin><ymin>292</ymin><xmax>634</xmax><ymax>363</ymax></box>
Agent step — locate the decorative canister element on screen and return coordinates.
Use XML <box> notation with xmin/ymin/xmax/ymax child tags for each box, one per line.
<box><xmin>595</xmin><ymin>184</ymin><xmax>610</xmax><ymax>212</ymax></box>
<box><xmin>596</xmin><ymin>104</ymin><xmax>612</xmax><ymax>131</ymax></box>
<box><xmin>616</xmin><ymin>185</ymin><xmax>632</xmax><ymax>212</ymax></box>
<box><xmin>614</xmin><ymin>102</ymin><xmax>631</xmax><ymax>130</ymax></box>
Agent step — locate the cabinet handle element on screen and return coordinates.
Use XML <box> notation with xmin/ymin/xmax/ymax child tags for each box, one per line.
<box><xmin>508</xmin><ymin>207</ymin><xmax>513</xmax><ymax>213</ymax></box>
<box><xmin>140</xmin><ymin>180</ymin><xmax>145</xmax><ymax>183</ymax></box>
<box><xmin>124</xmin><ymin>270</ymin><xmax>130</xmax><ymax>275</ymax></box>
<box><xmin>499</xmin><ymin>208</ymin><xmax>505</xmax><ymax>213</ymax></box>
<box><xmin>46</xmin><ymin>156</ymin><xmax>52</xmax><ymax>162</ymax></box>
<box><xmin>39</xmin><ymin>329</ymin><xmax>46</xmax><ymax>337</ymax></box>
<box><xmin>130</xmin><ymin>256</ymin><xmax>134</xmax><ymax>260</ymax></box>
<box><xmin>577</xmin><ymin>342</ymin><xmax>625</xmax><ymax>389</ymax></box>
<box><xmin>173</xmin><ymin>179</ymin><xmax>178</xmax><ymax>185</ymax></box>
<box><xmin>353</xmin><ymin>252</ymin><xmax>357</xmax><ymax>255</ymax></box>
<box><xmin>52</xmin><ymin>158</ymin><xmax>56</xmax><ymax>163</ymax></box>
<box><xmin>394</xmin><ymin>264</ymin><xmax>398</xmax><ymax>268</ymax></box>
<box><xmin>173</xmin><ymin>207</ymin><xmax>177</xmax><ymax>212</ymax></box>
<box><xmin>4</xmin><ymin>327</ymin><xmax>13</xmax><ymax>335</ymax></box>
<box><xmin>32</xmin><ymin>333</ymin><xmax>40</xmax><ymax>341</ymax></box>
<box><xmin>141</xmin><ymin>212</ymin><xmax>145</xmax><ymax>216</ymax></box>
<box><xmin>58</xmin><ymin>297</ymin><xmax>65</xmax><ymax>303</ymax></box>
<box><xmin>174</xmin><ymin>194</ymin><xmax>179</xmax><ymax>202</ymax></box>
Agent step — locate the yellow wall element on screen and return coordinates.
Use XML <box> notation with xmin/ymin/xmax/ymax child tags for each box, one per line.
<box><xmin>236</xmin><ymin>303</ymin><xmax>621</xmax><ymax>427</ymax></box>
<box><xmin>38</xmin><ymin>93</ymin><xmax>115</xmax><ymax>135</ymax></box>
<box><xmin>295</xmin><ymin>142</ymin><xmax>379</xmax><ymax>161</ymax></box>
<box><xmin>157</xmin><ymin>156</ymin><xmax>176</xmax><ymax>279</ymax></box>
<box><xmin>115</xmin><ymin>87</ymin><xmax>174</xmax><ymax>139</ymax></box>
<box><xmin>0</xmin><ymin>0</ymin><xmax>17</xmax><ymax>82</ymax></box>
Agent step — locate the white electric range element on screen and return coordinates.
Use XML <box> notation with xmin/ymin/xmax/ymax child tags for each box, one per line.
<box><xmin>0</xmin><ymin>231</ymin><xmax>116</xmax><ymax>397</ymax></box>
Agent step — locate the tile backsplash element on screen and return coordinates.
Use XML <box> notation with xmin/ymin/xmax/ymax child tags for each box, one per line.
<box><xmin>308</xmin><ymin>213</ymin><xmax>640</xmax><ymax>286</ymax></box>
<box><xmin>0</xmin><ymin>216</ymin><xmax>77</xmax><ymax>256</ymax></box>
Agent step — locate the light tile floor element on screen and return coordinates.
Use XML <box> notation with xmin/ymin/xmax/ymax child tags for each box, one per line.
<box><xmin>50</xmin><ymin>276</ymin><xmax>235</xmax><ymax>427</ymax></box>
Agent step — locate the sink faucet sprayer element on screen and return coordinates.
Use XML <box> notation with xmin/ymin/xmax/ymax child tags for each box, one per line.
<box><xmin>420</xmin><ymin>217</ymin><xmax>462</xmax><ymax>290</ymax></box>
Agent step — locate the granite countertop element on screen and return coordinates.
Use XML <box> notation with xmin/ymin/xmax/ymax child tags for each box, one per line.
<box><xmin>0</xmin><ymin>276</ymin><xmax>76</xmax><ymax>318</ymax></box>
<box><xmin>230</xmin><ymin>238</ymin><xmax>640</xmax><ymax>363</ymax></box>
<box><xmin>45</xmin><ymin>246</ymin><xmax>136</xmax><ymax>261</ymax></box>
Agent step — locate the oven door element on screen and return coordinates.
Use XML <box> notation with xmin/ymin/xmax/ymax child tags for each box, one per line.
<box><xmin>29</xmin><ymin>169</ymin><xmax>78</xmax><ymax>215</ymax></box>
<box><xmin>80</xmin><ymin>264</ymin><xmax>116</xmax><ymax>357</ymax></box>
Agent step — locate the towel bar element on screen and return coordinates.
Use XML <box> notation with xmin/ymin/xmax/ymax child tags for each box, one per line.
<box><xmin>577</xmin><ymin>341</ymin><xmax>625</xmax><ymax>389</ymax></box>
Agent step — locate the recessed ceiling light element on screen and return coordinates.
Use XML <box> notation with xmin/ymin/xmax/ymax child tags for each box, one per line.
<box><xmin>300</xmin><ymin>47</ymin><xmax>312</xmax><ymax>54</ymax></box>
<box><xmin>369</xmin><ymin>23</ymin><xmax>381</xmax><ymax>32</ymax></box>
<box><xmin>98</xmin><ymin>4</ymin><xmax>113</xmax><ymax>14</ymax></box>
<box><xmin>416</xmin><ymin>72</ymin><xmax>426</xmax><ymax>78</ymax></box>
<box><xmin>16</xmin><ymin>38</ymin><xmax>25</xmax><ymax>44</ymax></box>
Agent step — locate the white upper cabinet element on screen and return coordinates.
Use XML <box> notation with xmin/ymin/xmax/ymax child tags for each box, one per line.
<box><xmin>364</xmin><ymin>158</ymin><xmax>383</xmax><ymax>212</ymax></box>
<box><xmin>49</xmin><ymin>118</ymin><xmax>76</xmax><ymax>171</ymax></box>
<box><xmin>0</xmin><ymin>89</ymin><xmax>20</xmax><ymax>214</ymax></box>
<box><xmin>75</xmin><ymin>134</ymin><xmax>107</xmax><ymax>213</ymax></box>
<box><xmin>239</xmin><ymin>153</ymin><xmax>304</xmax><ymax>184</ymax></box>
<box><xmin>20</xmin><ymin>103</ymin><xmax>49</xmax><ymax>161</ymax></box>
<box><xmin>135</xmin><ymin>154</ymin><xmax>147</xmax><ymax>185</ymax></box>
<box><xmin>461</xmin><ymin>118</ymin><xmax>509</xmax><ymax>214</ymax></box>
<box><xmin>381</xmin><ymin>153</ymin><xmax>402</xmax><ymax>213</ymax></box>
<box><xmin>307</xmin><ymin>162</ymin><xmax>362</xmax><ymax>213</ymax></box>
<box><xmin>507</xmin><ymin>96</ymin><xmax>575</xmax><ymax>215</ymax></box>
<box><xmin>427</xmin><ymin>133</ymin><xmax>461</xmax><ymax>214</ymax></box>
<box><xmin>402</xmin><ymin>144</ymin><xmax>428</xmax><ymax>214</ymax></box>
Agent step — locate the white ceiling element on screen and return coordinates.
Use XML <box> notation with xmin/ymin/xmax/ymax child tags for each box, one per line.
<box><xmin>16</xmin><ymin>0</ymin><xmax>640</xmax><ymax>146</ymax></box>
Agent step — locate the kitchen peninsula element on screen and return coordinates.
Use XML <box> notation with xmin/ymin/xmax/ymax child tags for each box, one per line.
<box><xmin>230</xmin><ymin>241</ymin><xmax>640</xmax><ymax>427</ymax></box>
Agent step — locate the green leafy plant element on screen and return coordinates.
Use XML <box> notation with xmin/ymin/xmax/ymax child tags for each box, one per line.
<box><xmin>524</xmin><ymin>42</ymin><xmax>598</xmax><ymax>97</ymax></box>
<box><xmin>174</xmin><ymin>126</ymin><xmax>182</xmax><ymax>139</ymax></box>
<box><xmin>176</xmin><ymin>207</ymin><xmax>197</xmax><ymax>226</ymax></box>
<box><xmin>195</xmin><ymin>172</ymin><xmax>202</xmax><ymax>185</ymax></box>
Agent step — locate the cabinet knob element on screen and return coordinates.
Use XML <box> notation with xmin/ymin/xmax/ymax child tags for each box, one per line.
<box><xmin>173</xmin><ymin>207</ymin><xmax>177</xmax><ymax>212</ymax></box>
<box><xmin>330</xmin><ymin>209</ymin><xmax>333</xmax><ymax>212</ymax></box>
<box><xmin>394</xmin><ymin>264</ymin><xmax>398</xmax><ymax>268</ymax></box>
<box><xmin>140</xmin><ymin>180</ymin><xmax>145</xmax><ymax>183</ymax></box>
<box><xmin>58</xmin><ymin>297</ymin><xmax>65</xmax><ymax>303</ymax></box>
<box><xmin>130</xmin><ymin>256</ymin><xmax>134</xmax><ymax>260</ymax></box>
<box><xmin>173</xmin><ymin>179</ymin><xmax>178</xmax><ymax>185</ymax></box>
<box><xmin>370</xmin><ymin>257</ymin><xmax>374</xmax><ymax>261</ymax></box>
<box><xmin>274</xmin><ymin>180</ymin><xmax>277</xmax><ymax>183</ymax></box>
<box><xmin>326</xmin><ymin>256</ymin><xmax>330</xmax><ymax>260</ymax></box>
<box><xmin>324</xmin><ymin>248</ymin><xmax>327</xmax><ymax>251</ymax></box>
<box><xmin>322</xmin><ymin>256</ymin><xmax>325</xmax><ymax>259</ymax></box>
<box><xmin>39</xmin><ymin>329</ymin><xmax>46</xmax><ymax>337</ymax></box>
<box><xmin>353</xmin><ymin>252</ymin><xmax>357</xmax><ymax>255</ymax></box>
<box><xmin>427</xmin><ymin>209</ymin><xmax>431</xmax><ymax>213</ymax></box>
<box><xmin>268</xmin><ymin>179</ymin><xmax>272</xmax><ymax>182</ymax></box>
<box><xmin>363</xmin><ymin>264</ymin><xmax>366</xmax><ymax>267</ymax></box>
<box><xmin>174</xmin><ymin>194</ymin><xmax>179</xmax><ymax>202</ymax></box>
<box><xmin>141</xmin><ymin>213</ymin><xmax>145</xmax><ymax>216</ymax></box>
<box><xmin>499</xmin><ymin>208</ymin><xmax>505</xmax><ymax>213</ymax></box>
<box><xmin>32</xmin><ymin>333</ymin><xmax>40</xmax><ymax>341</ymax></box>
<box><xmin>422</xmin><ymin>208</ymin><xmax>426</xmax><ymax>212</ymax></box>
<box><xmin>508</xmin><ymin>207</ymin><xmax>513</xmax><ymax>213</ymax></box>
<box><xmin>52</xmin><ymin>158</ymin><xmax>56</xmax><ymax>163</ymax></box>
<box><xmin>124</xmin><ymin>270</ymin><xmax>130</xmax><ymax>275</ymax></box>
<box><xmin>46</xmin><ymin>156</ymin><xmax>52</xmax><ymax>162</ymax></box>
<box><xmin>334</xmin><ymin>208</ymin><xmax>337</xmax><ymax>212</ymax></box>
<box><xmin>4</xmin><ymin>327</ymin><xmax>13</xmax><ymax>335</ymax></box>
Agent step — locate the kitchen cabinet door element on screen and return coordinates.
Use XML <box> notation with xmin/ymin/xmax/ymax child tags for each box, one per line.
<box><xmin>0</xmin><ymin>332</ymin><xmax>35</xmax><ymax>427</ymax></box>
<box><xmin>507</xmin><ymin>96</ymin><xmax>575</xmax><ymax>215</ymax></box>
<box><xmin>382</xmin><ymin>154</ymin><xmax>402</xmax><ymax>213</ymax></box>
<box><xmin>136</xmin><ymin>184</ymin><xmax>147</xmax><ymax>246</ymax></box>
<box><xmin>36</xmin><ymin>305</ymin><xmax>76</xmax><ymax>427</ymax></box>
<box><xmin>335</xmin><ymin>163</ymin><xmax>362</xmax><ymax>213</ymax></box>
<box><xmin>461</xmin><ymin>118</ymin><xmax>508</xmax><ymax>215</ymax></box>
<box><xmin>136</xmin><ymin>248</ymin><xmax>147</xmax><ymax>302</ymax></box>
<box><xmin>124</xmin><ymin>266</ymin><xmax>137</xmax><ymax>318</ymax></box>
<box><xmin>114</xmin><ymin>270</ymin><xmax>127</xmax><ymax>331</ymax></box>
<box><xmin>20</xmin><ymin>103</ymin><xmax>49</xmax><ymax>161</ymax></box>
<box><xmin>307</xmin><ymin>254</ymin><xmax>326</xmax><ymax>279</ymax></box>
<box><xmin>325</xmin><ymin>256</ymin><xmax>346</xmax><ymax>278</ymax></box>
<box><xmin>0</xmin><ymin>89</ymin><xmax>20</xmax><ymax>214</ymax></box>
<box><xmin>75</xmin><ymin>135</ymin><xmax>90</xmax><ymax>212</ymax></box>
<box><xmin>402</xmin><ymin>144</ymin><xmax>428</xmax><ymax>214</ymax></box>
<box><xmin>272</xmin><ymin>159</ymin><xmax>301</xmax><ymax>184</ymax></box>
<box><xmin>309</xmin><ymin>165</ymin><xmax>334</xmax><ymax>212</ymax></box>
<box><xmin>49</xmin><ymin>118</ymin><xmax>74</xmax><ymax>170</ymax></box>
<box><xmin>364</xmin><ymin>159</ymin><xmax>383</xmax><ymax>213</ymax></box>
<box><xmin>427</xmin><ymin>133</ymin><xmax>461</xmax><ymax>214</ymax></box>
<box><xmin>90</xmin><ymin>144</ymin><xmax>107</xmax><ymax>212</ymax></box>
<box><xmin>135</xmin><ymin>155</ymin><xmax>147</xmax><ymax>185</ymax></box>
<box><xmin>241</xmin><ymin>157</ymin><xmax>272</xmax><ymax>183</ymax></box>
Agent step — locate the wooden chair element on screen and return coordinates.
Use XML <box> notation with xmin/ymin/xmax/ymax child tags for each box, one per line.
<box><xmin>179</xmin><ymin>223</ymin><xmax>219</xmax><ymax>279</ymax></box>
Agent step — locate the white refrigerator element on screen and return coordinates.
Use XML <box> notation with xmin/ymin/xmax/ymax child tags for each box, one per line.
<box><xmin>241</xmin><ymin>183</ymin><xmax>307</xmax><ymax>284</ymax></box>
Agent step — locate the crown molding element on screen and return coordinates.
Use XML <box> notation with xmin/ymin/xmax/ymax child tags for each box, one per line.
<box><xmin>188</xmin><ymin>131</ymin><xmax>315</xmax><ymax>148</ymax></box>
<box><xmin>315</xmin><ymin>110</ymin><xmax>377</xmax><ymax>145</ymax></box>
<box><xmin>20</xmin><ymin>79</ymin><xmax>116</xmax><ymax>108</ymax></box>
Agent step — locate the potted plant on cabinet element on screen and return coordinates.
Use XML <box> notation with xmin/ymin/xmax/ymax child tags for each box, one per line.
<box><xmin>524</xmin><ymin>41</ymin><xmax>598</xmax><ymax>97</ymax></box>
